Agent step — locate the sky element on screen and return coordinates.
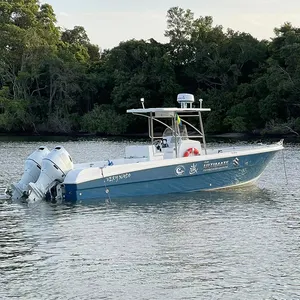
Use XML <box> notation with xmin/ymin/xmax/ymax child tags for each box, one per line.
<box><xmin>42</xmin><ymin>0</ymin><xmax>300</xmax><ymax>50</ymax></box>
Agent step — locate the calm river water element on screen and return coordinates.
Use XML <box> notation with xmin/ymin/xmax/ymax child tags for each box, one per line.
<box><xmin>0</xmin><ymin>136</ymin><xmax>300</xmax><ymax>299</ymax></box>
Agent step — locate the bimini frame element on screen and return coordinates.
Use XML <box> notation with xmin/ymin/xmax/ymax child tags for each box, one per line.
<box><xmin>127</xmin><ymin>106</ymin><xmax>211</xmax><ymax>158</ymax></box>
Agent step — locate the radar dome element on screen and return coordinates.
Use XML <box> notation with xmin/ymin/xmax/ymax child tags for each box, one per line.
<box><xmin>177</xmin><ymin>93</ymin><xmax>194</xmax><ymax>108</ymax></box>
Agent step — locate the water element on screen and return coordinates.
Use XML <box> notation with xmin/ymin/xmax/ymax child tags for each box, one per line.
<box><xmin>1</xmin><ymin>137</ymin><xmax>300</xmax><ymax>299</ymax></box>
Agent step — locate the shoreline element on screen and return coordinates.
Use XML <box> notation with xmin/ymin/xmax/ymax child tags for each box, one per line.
<box><xmin>0</xmin><ymin>131</ymin><xmax>298</xmax><ymax>142</ymax></box>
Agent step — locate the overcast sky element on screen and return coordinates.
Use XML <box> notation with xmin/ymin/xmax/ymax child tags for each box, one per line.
<box><xmin>42</xmin><ymin>0</ymin><xmax>300</xmax><ymax>50</ymax></box>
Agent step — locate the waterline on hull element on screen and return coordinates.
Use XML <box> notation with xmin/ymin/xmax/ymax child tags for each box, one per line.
<box><xmin>201</xmin><ymin>175</ymin><xmax>261</xmax><ymax>192</ymax></box>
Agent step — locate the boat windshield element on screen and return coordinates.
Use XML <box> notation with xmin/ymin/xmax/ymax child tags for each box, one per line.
<box><xmin>162</xmin><ymin>125</ymin><xmax>188</xmax><ymax>140</ymax></box>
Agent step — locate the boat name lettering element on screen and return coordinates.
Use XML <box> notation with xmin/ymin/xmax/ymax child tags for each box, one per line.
<box><xmin>106</xmin><ymin>173</ymin><xmax>131</xmax><ymax>182</ymax></box>
<box><xmin>203</xmin><ymin>160</ymin><xmax>229</xmax><ymax>171</ymax></box>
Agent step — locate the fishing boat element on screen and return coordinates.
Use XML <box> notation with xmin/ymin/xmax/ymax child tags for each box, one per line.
<box><xmin>10</xmin><ymin>93</ymin><xmax>284</xmax><ymax>203</ymax></box>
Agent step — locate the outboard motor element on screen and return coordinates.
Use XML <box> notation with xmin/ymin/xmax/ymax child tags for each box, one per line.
<box><xmin>11</xmin><ymin>146</ymin><xmax>50</xmax><ymax>200</ymax></box>
<box><xmin>27</xmin><ymin>146</ymin><xmax>73</xmax><ymax>202</ymax></box>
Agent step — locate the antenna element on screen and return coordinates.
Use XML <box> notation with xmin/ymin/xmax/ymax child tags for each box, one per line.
<box><xmin>199</xmin><ymin>99</ymin><xmax>203</xmax><ymax>108</ymax></box>
<box><xmin>140</xmin><ymin>98</ymin><xmax>145</xmax><ymax>109</ymax></box>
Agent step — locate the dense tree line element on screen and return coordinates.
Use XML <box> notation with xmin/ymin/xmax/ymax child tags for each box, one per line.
<box><xmin>1</xmin><ymin>2</ymin><xmax>300</xmax><ymax>136</ymax></box>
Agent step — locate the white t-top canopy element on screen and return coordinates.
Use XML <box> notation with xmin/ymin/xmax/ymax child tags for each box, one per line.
<box><xmin>127</xmin><ymin>107</ymin><xmax>211</xmax><ymax>114</ymax></box>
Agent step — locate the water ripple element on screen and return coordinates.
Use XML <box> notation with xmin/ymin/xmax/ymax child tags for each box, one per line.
<box><xmin>1</xmin><ymin>140</ymin><xmax>300</xmax><ymax>299</ymax></box>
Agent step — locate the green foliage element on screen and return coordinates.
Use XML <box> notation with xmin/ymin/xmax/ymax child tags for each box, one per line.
<box><xmin>61</xmin><ymin>26</ymin><xmax>100</xmax><ymax>62</ymax></box>
<box><xmin>0</xmin><ymin>4</ymin><xmax>300</xmax><ymax>136</ymax></box>
<box><xmin>81</xmin><ymin>105</ymin><xmax>128</xmax><ymax>135</ymax></box>
<box><xmin>224</xmin><ymin>103</ymin><xmax>248</xmax><ymax>132</ymax></box>
<box><xmin>0</xmin><ymin>86</ymin><xmax>34</xmax><ymax>131</ymax></box>
<box><xmin>36</xmin><ymin>112</ymin><xmax>79</xmax><ymax>133</ymax></box>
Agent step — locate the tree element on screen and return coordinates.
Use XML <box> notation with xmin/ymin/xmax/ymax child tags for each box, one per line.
<box><xmin>61</xmin><ymin>26</ymin><xmax>100</xmax><ymax>61</ymax></box>
<box><xmin>1</xmin><ymin>4</ymin><xmax>300</xmax><ymax>136</ymax></box>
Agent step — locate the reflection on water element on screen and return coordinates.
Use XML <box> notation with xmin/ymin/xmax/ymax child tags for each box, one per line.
<box><xmin>1</xmin><ymin>139</ymin><xmax>300</xmax><ymax>299</ymax></box>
